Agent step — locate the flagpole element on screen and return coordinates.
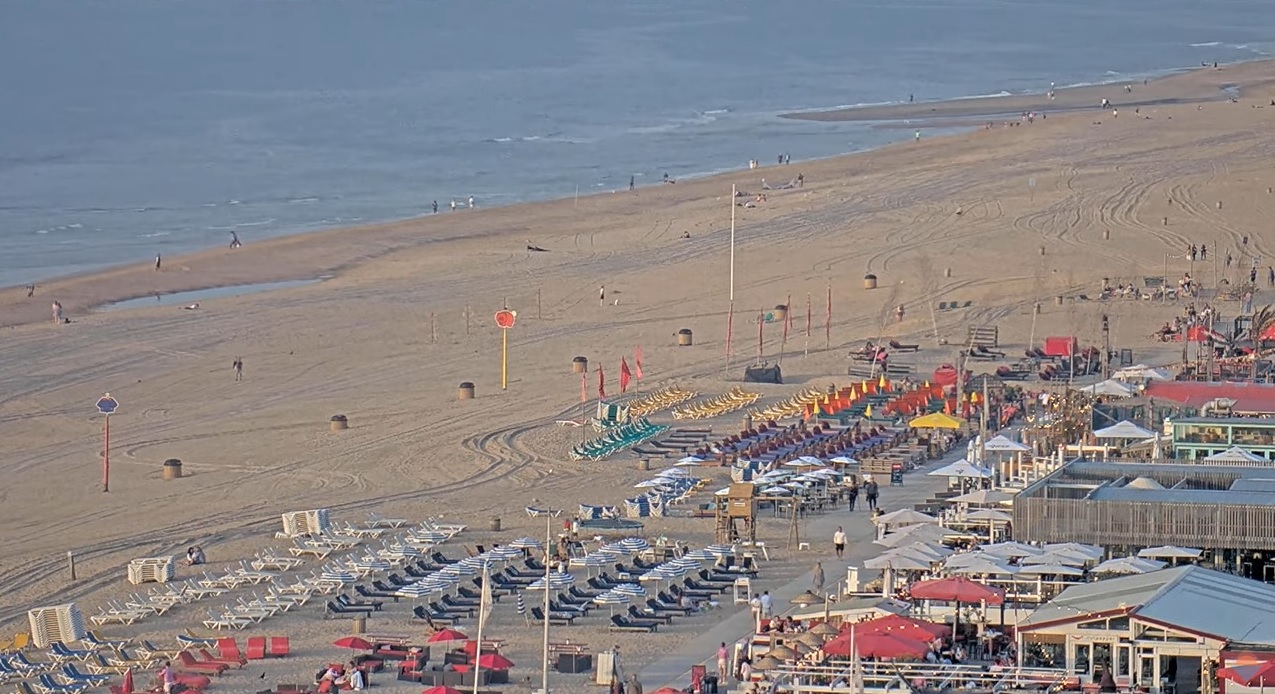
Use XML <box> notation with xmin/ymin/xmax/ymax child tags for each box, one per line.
<box><xmin>729</xmin><ymin>184</ymin><xmax>736</xmax><ymax>302</ymax></box>
<box><xmin>472</xmin><ymin>562</ymin><xmax>489</xmax><ymax>694</ymax></box>
<box><xmin>541</xmin><ymin>513</ymin><xmax>552</xmax><ymax>694</ymax></box>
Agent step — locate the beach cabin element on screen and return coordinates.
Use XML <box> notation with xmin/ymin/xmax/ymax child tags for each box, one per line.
<box><xmin>1017</xmin><ymin>566</ymin><xmax>1275</xmax><ymax>694</ymax></box>
<box><xmin>1171</xmin><ymin>417</ymin><xmax>1275</xmax><ymax>461</ymax></box>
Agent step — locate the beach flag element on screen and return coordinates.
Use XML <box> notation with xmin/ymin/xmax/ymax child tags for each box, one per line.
<box><xmin>478</xmin><ymin>563</ymin><xmax>494</xmax><ymax>631</ymax></box>
<box><xmin>620</xmin><ymin>357</ymin><xmax>632</xmax><ymax>394</ymax></box>
<box><xmin>597</xmin><ymin>364</ymin><xmax>607</xmax><ymax>399</ymax></box>
<box><xmin>634</xmin><ymin>346</ymin><xmax>644</xmax><ymax>380</ymax></box>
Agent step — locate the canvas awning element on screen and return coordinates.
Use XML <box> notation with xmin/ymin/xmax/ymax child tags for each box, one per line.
<box><xmin>1093</xmin><ymin>420</ymin><xmax>1156</xmax><ymax>439</ymax></box>
<box><xmin>1203</xmin><ymin>446</ymin><xmax>1265</xmax><ymax>463</ymax></box>
<box><xmin>928</xmin><ymin>459</ymin><xmax>992</xmax><ymax>478</ymax></box>
<box><xmin>909</xmin><ymin>412</ymin><xmax>964</xmax><ymax>429</ymax></box>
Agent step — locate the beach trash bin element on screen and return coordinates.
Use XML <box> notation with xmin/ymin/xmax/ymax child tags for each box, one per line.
<box><xmin>1055</xmin><ymin>295</ymin><xmax>1065</xmax><ymax>306</ymax></box>
<box><xmin>742</xmin><ymin>415</ymin><xmax>753</xmax><ymax>432</ymax></box>
<box><xmin>458</xmin><ymin>382</ymin><xmax>476</xmax><ymax>400</ymax></box>
<box><xmin>863</xmin><ymin>274</ymin><xmax>878</xmax><ymax>290</ymax></box>
<box><xmin>572</xmin><ymin>356</ymin><xmax>589</xmax><ymax>374</ymax></box>
<box><xmin>677</xmin><ymin>329</ymin><xmax>693</xmax><ymax>347</ymax></box>
<box><xmin>162</xmin><ymin>459</ymin><xmax>182</xmax><ymax>480</ymax></box>
<box><xmin>772</xmin><ymin>304</ymin><xmax>788</xmax><ymax>323</ymax></box>
<box><xmin>352</xmin><ymin>616</ymin><xmax>366</xmax><ymax>634</ymax></box>
<box><xmin>489</xmin><ymin>517</ymin><xmax>501</xmax><ymax>532</ymax></box>
<box><xmin>330</xmin><ymin>414</ymin><xmax>348</xmax><ymax>432</ymax></box>
<box><xmin>637</xmin><ymin>459</ymin><xmax>650</xmax><ymax>471</ymax></box>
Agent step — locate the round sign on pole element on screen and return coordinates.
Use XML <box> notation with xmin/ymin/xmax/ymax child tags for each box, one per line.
<box><xmin>495</xmin><ymin>310</ymin><xmax>517</xmax><ymax>329</ymax></box>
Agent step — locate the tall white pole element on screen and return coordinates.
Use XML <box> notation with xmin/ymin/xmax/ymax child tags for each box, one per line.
<box><xmin>541</xmin><ymin>514</ymin><xmax>552</xmax><ymax>694</ymax></box>
<box><xmin>730</xmin><ymin>184</ymin><xmax>736</xmax><ymax>302</ymax></box>
<box><xmin>472</xmin><ymin>562</ymin><xmax>488</xmax><ymax>694</ymax></box>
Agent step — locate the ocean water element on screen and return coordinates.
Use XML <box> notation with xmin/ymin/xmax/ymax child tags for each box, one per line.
<box><xmin>1</xmin><ymin>0</ymin><xmax>1272</xmax><ymax>287</ymax></box>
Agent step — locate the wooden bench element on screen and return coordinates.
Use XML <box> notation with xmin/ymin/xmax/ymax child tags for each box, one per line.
<box><xmin>548</xmin><ymin>642</ymin><xmax>589</xmax><ymax>658</ymax></box>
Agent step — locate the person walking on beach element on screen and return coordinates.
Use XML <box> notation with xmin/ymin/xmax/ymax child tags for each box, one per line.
<box><xmin>599</xmin><ymin>285</ymin><xmax>606</xmax><ymax>306</ymax></box>
<box><xmin>450</xmin><ymin>199</ymin><xmax>457</xmax><ymax>211</ymax></box>
<box><xmin>1268</xmin><ymin>266</ymin><xmax>1274</xmax><ymax>288</ymax></box>
<box><xmin>229</xmin><ymin>231</ymin><xmax>242</xmax><ymax>249</ymax></box>
<box><xmin>847</xmin><ymin>478</ymin><xmax>859</xmax><ymax>511</ymax></box>
<box><xmin>233</xmin><ymin>357</ymin><xmax>244</xmax><ymax>382</ymax></box>
<box><xmin>812</xmin><ymin>561</ymin><xmax>825</xmax><ymax>594</ymax></box>
<box><xmin>432</xmin><ymin>200</ymin><xmax>438</xmax><ymax>214</ymax></box>
<box><xmin>468</xmin><ymin>195</ymin><xmax>475</xmax><ymax>209</ymax></box>
<box><xmin>1201</xmin><ymin>244</ymin><xmax>1208</xmax><ymax>261</ymax></box>
<box><xmin>759</xmin><ymin>590</ymin><xmax>772</xmax><ymax>618</ymax></box>
<box><xmin>896</xmin><ymin>304</ymin><xmax>906</xmax><ymax>323</ymax></box>
<box><xmin>155</xmin><ymin>253</ymin><xmax>162</xmax><ymax>271</ymax></box>
<box><xmin>1251</xmin><ymin>266</ymin><xmax>1258</xmax><ymax>285</ymax></box>
<box><xmin>865</xmin><ymin>478</ymin><xmax>880</xmax><ymax>510</ymax></box>
<box><xmin>717</xmin><ymin>642</ymin><xmax>730</xmax><ymax>682</ymax></box>
<box><xmin>833</xmin><ymin>526</ymin><xmax>847</xmax><ymax>559</ymax></box>
<box><xmin>52</xmin><ymin>301</ymin><xmax>63</xmax><ymax>324</ymax></box>
<box><xmin>159</xmin><ymin>661</ymin><xmax>177</xmax><ymax>694</ymax></box>
<box><xmin>748</xmin><ymin>593</ymin><xmax>761</xmax><ymax>626</ymax></box>
<box><xmin>629</xmin><ymin>175</ymin><xmax>635</xmax><ymax>191</ymax></box>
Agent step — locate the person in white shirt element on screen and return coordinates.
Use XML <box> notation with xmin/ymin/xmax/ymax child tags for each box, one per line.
<box><xmin>759</xmin><ymin>591</ymin><xmax>772</xmax><ymax>618</ymax></box>
<box><xmin>833</xmin><ymin>526</ymin><xmax>847</xmax><ymax>559</ymax></box>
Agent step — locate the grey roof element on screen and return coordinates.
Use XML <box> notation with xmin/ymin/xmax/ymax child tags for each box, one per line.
<box><xmin>1228</xmin><ymin>478</ymin><xmax>1275</xmax><ymax>493</ymax></box>
<box><xmin>1088</xmin><ymin>487</ymin><xmax>1275</xmax><ymax>506</ymax></box>
<box><xmin>1020</xmin><ymin>566</ymin><xmax>1275</xmax><ymax>644</ymax></box>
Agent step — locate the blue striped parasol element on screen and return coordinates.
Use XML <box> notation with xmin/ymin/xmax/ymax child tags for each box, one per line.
<box><xmin>612</xmin><ymin>583</ymin><xmax>646</xmax><ymax>597</ymax></box>
<box><xmin>527</xmin><ymin>572</ymin><xmax>574</xmax><ymax>590</ymax></box>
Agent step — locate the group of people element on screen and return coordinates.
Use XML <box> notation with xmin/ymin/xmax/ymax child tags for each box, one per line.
<box><xmin>316</xmin><ymin>662</ymin><xmax>365</xmax><ymax>691</ymax></box>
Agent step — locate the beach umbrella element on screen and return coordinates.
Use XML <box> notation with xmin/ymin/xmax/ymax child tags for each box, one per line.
<box><xmin>618</xmin><ymin>537</ymin><xmax>650</xmax><ymax>552</ymax></box>
<box><xmin>927</xmin><ymin>460</ymin><xmax>992</xmax><ymax>479</ymax></box>
<box><xmin>487</xmin><ymin>546</ymin><xmax>523</xmax><ymax>560</ymax></box>
<box><xmin>796</xmin><ymin>631</ymin><xmax>827</xmax><ymax>649</ymax></box>
<box><xmin>948</xmin><ymin>489</ymin><xmax>1016</xmax><ymax>505</ymax></box>
<box><xmin>873</xmin><ymin>508</ymin><xmax>939</xmax><ymax>526</ymax></box>
<box><xmin>427</xmin><ymin>629</ymin><xmax>469</xmax><ymax>644</ymax></box>
<box><xmin>1093</xmin><ymin>420</ymin><xmax>1156</xmax><ymax>439</ymax></box>
<box><xmin>666</xmin><ymin>558</ymin><xmax>701</xmax><ymax>571</ymax></box>
<box><xmin>1138</xmin><ymin>545</ymin><xmax>1203</xmax><ymax>560</ymax></box>
<box><xmin>422</xmin><ymin>687</ymin><xmax>465</xmax><ymax>694</ymax></box>
<box><xmin>705</xmin><ymin>544</ymin><xmax>734</xmax><ymax>558</ymax></box>
<box><xmin>634</xmin><ymin>480</ymin><xmax>664</xmax><ymax>489</ymax></box>
<box><xmin>122</xmin><ymin>669</ymin><xmax>133</xmax><ymax>694</ymax></box>
<box><xmin>477</xmin><ymin>653</ymin><xmax>515</xmax><ymax>670</ymax></box>
<box><xmin>830</xmin><ymin>456</ymin><xmax>858</xmax><ymax>465</ymax></box>
<box><xmin>948</xmin><ymin>559</ymin><xmax>1018</xmax><ymax>576</ymax></box>
<box><xmin>979</xmin><ymin>542</ymin><xmax>1042</xmax><ymax>559</ymax></box>
<box><xmin>752</xmin><ymin>656</ymin><xmax>782</xmax><ymax>671</ymax></box>
<box><xmin>677</xmin><ymin>455</ymin><xmax>705</xmax><ymax>465</ymax></box>
<box><xmin>767</xmin><ymin>645</ymin><xmax>797</xmax><ymax>660</ymax></box>
<box><xmin>909</xmin><ymin>576</ymin><xmax>1005</xmax><ymax>605</ymax></box>
<box><xmin>527</xmin><ymin>572</ymin><xmax>575</xmax><ymax>590</ymax></box>
<box><xmin>333</xmin><ymin>636</ymin><xmax>373</xmax><ymax>651</ymax></box>
<box><xmin>824</xmin><ymin>631</ymin><xmax>930</xmax><ymax>659</ymax></box>
<box><xmin>809</xmin><ymin>622</ymin><xmax>839</xmax><ymax>637</ymax></box>
<box><xmin>569</xmin><ymin>553</ymin><xmax>611</xmax><ymax>569</ymax></box>
<box><xmin>396</xmin><ymin>582</ymin><xmax>445</xmax><ymax>599</ymax></box>
<box><xmin>613</xmin><ymin>583</ymin><xmax>646</xmax><ymax>597</ymax></box>
<box><xmin>319</xmin><ymin>570</ymin><xmax>356</xmax><ymax>583</ymax></box>
<box><xmin>783</xmin><ymin>459</ymin><xmax>820</xmax><ymax>468</ymax></box>
<box><xmin>681</xmin><ymin>549</ymin><xmax>714</xmax><ymax>562</ymax></box>
<box><xmin>965</xmin><ymin>509</ymin><xmax>1013</xmax><ymax>523</ymax></box>
<box><xmin>438</xmin><ymin>563</ymin><xmax>476</xmax><ymax>576</ymax></box>
<box><xmin>857</xmin><ymin>614</ymin><xmax>950</xmax><ymax>641</ymax></box>
<box><xmin>982</xmin><ymin>435</ymin><xmax>1031</xmax><ymax>452</ymax></box>
<box><xmin>1021</xmin><ymin>550</ymin><xmax>1090</xmax><ymax>567</ymax></box>
<box><xmin>508</xmin><ymin>537</ymin><xmax>541</xmax><ymax>550</ymax></box>
<box><xmin>1014</xmin><ymin>563</ymin><xmax>1084</xmax><ymax>577</ymax></box>
<box><xmin>943</xmin><ymin>552</ymin><xmax>998</xmax><ymax>569</ymax></box>
<box><xmin>790</xmin><ymin>591</ymin><xmax>823</xmax><ymax>607</ymax></box>
<box><xmin>892</xmin><ymin>542</ymin><xmax>953</xmax><ymax>560</ymax></box>
<box><xmin>593</xmin><ymin>592</ymin><xmax>630</xmax><ymax>606</ymax></box>
<box><xmin>761</xmin><ymin>486</ymin><xmax>792</xmax><ymax>496</ymax></box>
<box><xmin>459</xmin><ymin>557</ymin><xmax>493</xmax><ymax>569</ymax></box>
<box><xmin>1043</xmin><ymin>542</ymin><xmax>1104</xmax><ymax>560</ymax></box>
<box><xmin>864</xmin><ymin>552</ymin><xmax>934</xmax><ymax>572</ymax></box>
<box><xmin>657</xmin><ymin>468</ymin><xmax>691</xmax><ymax>478</ymax></box>
<box><xmin>1091</xmin><ymin>557</ymin><xmax>1166</xmax><ymax>575</ymax></box>
<box><xmin>1218</xmin><ymin>662</ymin><xmax>1275</xmax><ymax>688</ymax></box>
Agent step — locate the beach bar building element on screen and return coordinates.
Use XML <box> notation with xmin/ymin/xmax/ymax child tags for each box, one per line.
<box><xmin>1013</xmin><ymin>461</ymin><xmax>1275</xmax><ymax>580</ymax></box>
<box><xmin>1017</xmin><ymin>566</ymin><xmax>1275</xmax><ymax>694</ymax></box>
<box><xmin>1170</xmin><ymin>417</ymin><xmax>1275</xmax><ymax>461</ymax></box>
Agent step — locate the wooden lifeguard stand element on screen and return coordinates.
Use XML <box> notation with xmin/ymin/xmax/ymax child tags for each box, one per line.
<box><xmin>716</xmin><ymin>482</ymin><xmax>757</xmax><ymax>545</ymax></box>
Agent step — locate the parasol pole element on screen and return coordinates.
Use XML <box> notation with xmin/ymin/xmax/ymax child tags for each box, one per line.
<box><xmin>472</xmin><ymin>561</ymin><xmax>488</xmax><ymax>694</ymax></box>
<box><xmin>541</xmin><ymin>513</ymin><xmax>552</xmax><ymax>694</ymax></box>
<box><xmin>730</xmin><ymin>184</ymin><xmax>736</xmax><ymax>302</ymax></box>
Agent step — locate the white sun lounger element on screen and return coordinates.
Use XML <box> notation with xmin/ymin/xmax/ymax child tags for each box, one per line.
<box><xmin>366</xmin><ymin>512</ymin><xmax>408</xmax><ymax>528</ymax></box>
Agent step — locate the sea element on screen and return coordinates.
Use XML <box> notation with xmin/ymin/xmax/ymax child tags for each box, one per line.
<box><xmin>1</xmin><ymin>0</ymin><xmax>1272</xmax><ymax>287</ymax></box>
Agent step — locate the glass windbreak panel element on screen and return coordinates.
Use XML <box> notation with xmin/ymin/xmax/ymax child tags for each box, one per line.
<box><xmin>1118</xmin><ymin>646</ymin><xmax>1131</xmax><ymax>677</ymax></box>
<box><xmin>1231</xmin><ymin>426</ymin><xmax>1273</xmax><ymax>445</ymax></box>
<box><xmin>1075</xmin><ymin>644</ymin><xmax>1092</xmax><ymax>674</ymax></box>
<box><xmin>1024</xmin><ymin>642</ymin><xmax>1065</xmax><ymax>669</ymax></box>
<box><xmin>1094</xmin><ymin>643</ymin><xmax>1113</xmax><ymax>673</ymax></box>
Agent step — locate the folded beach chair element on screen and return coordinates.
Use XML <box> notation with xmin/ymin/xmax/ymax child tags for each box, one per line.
<box><xmin>267</xmin><ymin>636</ymin><xmax>290</xmax><ymax>658</ymax></box>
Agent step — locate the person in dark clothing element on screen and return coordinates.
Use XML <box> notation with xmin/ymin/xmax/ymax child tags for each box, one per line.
<box><xmin>864</xmin><ymin>479</ymin><xmax>880</xmax><ymax>510</ymax></box>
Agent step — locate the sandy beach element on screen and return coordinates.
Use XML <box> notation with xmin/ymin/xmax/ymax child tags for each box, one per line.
<box><xmin>2</xmin><ymin>59</ymin><xmax>1275</xmax><ymax>689</ymax></box>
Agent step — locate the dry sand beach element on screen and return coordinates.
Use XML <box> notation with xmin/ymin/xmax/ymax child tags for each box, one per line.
<box><xmin>2</xmin><ymin>60</ymin><xmax>1275</xmax><ymax>689</ymax></box>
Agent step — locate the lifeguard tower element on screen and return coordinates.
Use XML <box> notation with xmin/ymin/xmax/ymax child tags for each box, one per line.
<box><xmin>716</xmin><ymin>482</ymin><xmax>757</xmax><ymax>545</ymax></box>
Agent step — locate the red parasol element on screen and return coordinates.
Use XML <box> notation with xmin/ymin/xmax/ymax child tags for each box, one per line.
<box><xmin>427</xmin><ymin>629</ymin><xmax>469</xmax><ymax>643</ymax></box>
<box><xmin>823</xmin><ymin>631</ymin><xmax>930</xmax><ymax>659</ymax></box>
<box><xmin>855</xmin><ymin>614</ymin><xmax>950</xmax><ymax>641</ymax></box>
<box><xmin>651</xmin><ymin>689</ymin><xmax>685</xmax><ymax>694</ymax></box>
<box><xmin>476</xmin><ymin>653</ymin><xmax>515</xmax><ymax>670</ymax></box>
<box><xmin>422</xmin><ymin>688</ymin><xmax>465</xmax><ymax>694</ymax></box>
<box><xmin>332</xmin><ymin>636</ymin><xmax>374</xmax><ymax>651</ymax></box>
<box><xmin>1219</xmin><ymin>663</ymin><xmax>1275</xmax><ymax>687</ymax></box>
<box><xmin>908</xmin><ymin>576</ymin><xmax>1005</xmax><ymax>605</ymax></box>
<box><xmin>121</xmin><ymin>668</ymin><xmax>134</xmax><ymax>694</ymax></box>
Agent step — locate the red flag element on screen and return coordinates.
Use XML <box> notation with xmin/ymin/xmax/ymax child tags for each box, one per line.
<box><xmin>620</xmin><ymin>358</ymin><xmax>632</xmax><ymax>393</ymax></box>
<box><xmin>634</xmin><ymin>346</ymin><xmax>644</xmax><ymax>380</ymax></box>
<box><xmin>597</xmin><ymin>364</ymin><xmax>607</xmax><ymax>399</ymax></box>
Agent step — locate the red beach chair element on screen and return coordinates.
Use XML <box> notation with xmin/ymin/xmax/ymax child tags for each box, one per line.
<box><xmin>215</xmin><ymin>637</ymin><xmax>247</xmax><ymax>665</ymax></box>
<box><xmin>246</xmin><ymin>636</ymin><xmax>267</xmax><ymax>660</ymax></box>
<box><xmin>198</xmin><ymin>648</ymin><xmax>243</xmax><ymax>669</ymax></box>
<box><xmin>267</xmin><ymin>636</ymin><xmax>290</xmax><ymax>658</ymax></box>
<box><xmin>177</xmin><ymin>651</ymin><xmax>227</xmax><ymax>675</ymax></box>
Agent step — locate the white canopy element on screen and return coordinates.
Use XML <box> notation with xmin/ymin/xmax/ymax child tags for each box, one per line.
<box><xmin>1079</xmin><ymin>379</ymin><xmax>1138</xmax><ymax>398</ymax></box>
<box><xmin>1093</xmin><ymin>420</ymin><xmax>1156</xmax><ymax>439</ymax></box>
<box><xmin>928</xmin><ymin>460</ymin><xmax>993</xmax><ymax>478</ymax></box>
<box><xmin>873</xmin><ymin>508</ymin><xmax>939</xmax><ymax>526</ymax></box>
<box><xmin>1015</xmin><ymin>563</ymin><xmax>1085</xmax><ymax>577</ymax></box>
<box><xmin>1112</xmin><ymin>364</ymin><xmax>1173</xmax><ymax>382</ymax></box>
<box><xmin>948</xmin><ymin>489</ymin><xmax>1016</xmax><ymax>505</ymax></box>
<box><xmin>1092</xmin><ymin>556</ymin><xmax>1167</xmax><ymax>575</ymax></box>
<box><xmin>1043</xmin><ymin>542</ymin><xmax>1105</xmax><ymax>560</ymax></box>
<box><xmin>864</xmin><ymin>550</ymin><xmax>937</xmax><ymax>571</ymax></box>
<box><xmin>949</xmin><ymin>558</ymin><xmax>1017</xmax><ymax>576</ymax></box>
<box><xmin>944</xmin><ymin>552</ymin><xmax>998</xmax><ymax>568</ymax></box>
<box><xmin>980</xmin><ymin>541</ymin><xmax>1043</xmax><ymax>559</ymax></box>
<box><xmin>1021</xmin><ymin>550</ymin><xmax>1092</xmax><ymax>567</ymax></box>
<box><xmin>965</xmin><ymin>509</ymin><xmax>1013</xmax><ymax>522</ymax></box>
<box><xmin>875</xmin><ymin>524</ymin><xmax>963</xmax><ymax>548</ymax></box>
<box><xmin>1203</xmin><ymin>446</ymin><xmax>1266</xmax><ymax>463</ymax></box>
<box><xmin>1137</xmin><ymin>545</ymin><xmax>1203</xmax><ymax>559</ymax></box>
<box><xmin>982</xmin><ymin>435</ymin><xmax>1032</xmax><ymax>452</ymax></box>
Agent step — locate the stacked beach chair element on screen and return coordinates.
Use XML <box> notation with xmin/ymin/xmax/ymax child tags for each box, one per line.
<box><xmin>569</xmin><ymin>418</ymin><xmax>669</xmax><ymax>460</ymax></box>
<box><xmin>279</xmin><ymin>509</ymin><xmax>331</xmax><ymax>538</ymax></box>
<box><xmin>27</xmin><ymin>604</ymin><xmax>86</xmax><ymax>648</ymax></box>
<box><xmin>627</xmin><ymin>386</ymin><xmax>697</xmax><ymax>417</ymax></box>
<box><xmin>671</xmin><ymin>387</ymin><xmax>761</xmax><ymax>420</ymax></box>
<box><xmin>749</xmin><ymin>387</ymin><xmax>825</xmax><ymax>421</ymax></box>
<box><xmin>127</xmin><ymin>556</ymin><xmax>176</xmax><ymax>585</ymax></box>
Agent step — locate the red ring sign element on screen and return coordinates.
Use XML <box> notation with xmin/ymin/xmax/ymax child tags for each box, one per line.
<box><xmin>495</xmin><ymin>310</ymin><xmax>517</xmax><ymax>329</ymax></box>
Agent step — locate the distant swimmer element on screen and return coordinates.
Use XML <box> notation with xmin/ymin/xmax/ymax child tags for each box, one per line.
<box><xmin>229</xmin><ymin>231</ymin><xmax>242</xmax><ymax>249</ymax></box>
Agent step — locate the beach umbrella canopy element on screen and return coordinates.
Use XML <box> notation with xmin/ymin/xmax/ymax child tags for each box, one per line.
<box><xmin>949</xmin><ymin>558</ymin><xmax>1018</xmax><ymax>576</ymax></box>
<box><xmin>982</xmin><ymin>435</ymin><xmax>1032</xmax><ymax>452</ymax></box>
<box><xmin>876</xmin><ymin>524</ymin><xmax>961</xmax><ymax>548</ymax></box>
<box><xmin>948</xmin><ymin>489</ymin><xmax>1016</xmax><ymax>505</ymax></box>
<box><xmin>891</xmin><ymin>542</ymin><xmax>953</xmax><ymax>560</ymax></box>
<box><xmin>927</xmin><ymin>460</ymin><xmax>992</xmax><ymax>479</ymax></box>
<box><xmin>122</xmin><ymin>669</ymin><xmax>134</xmax><ymax>693</ymax></box>
<box><xmin>1203</xmin><ymin>446</ymin><xmax>1265</xmax><ymax>463</ymax></box>
<box><xmin>477</xmin><ymin>653</ymin><xmax>515</xmax><ymax>670</ymax></box>
<box><xmin>909</xmin><ymin>576</ymin><xmax>1005</xmax><ymax>605</ymax></box>
<box><xmin>1092</xmin><ymin>557</ymin><xmax>1166</xmax><ymax>575</ymax></box>
<box><xmin>790</xmin><ymin>591</ymin><xmax>823</xmax><ymax>607</ymax></box>
<box><xmin>1112</xmin><ymin>364</ymin><xmax>1172</xmax><ymax>382</ymax></box>
<box><xmin>422</xmin><ymin>687</ymin><xmax>465</xmax><ymax>694</ymax></box>
<box><xmin>395</xmin><ymin>581</ymin><xmax>446</xmax><ymax>599</ymax></box>
<box><xmin>864</xmin><ymin>551</ymin><xmax>936</xmax><ymax>572</ymax></box>
<box><xmin>656</xmin><ymin>468</ymin><xmax>690</xmax><ymax>478</ymax></box>
<box><xmin>766</xmin><ymin>645</ymin><xmax>797</xmax><ymax>660</ymax></box>
<box><xmin>965</xmin><ymin>509</ymin><xmax>1013</xmax><ymax>522</ymax></box>
<box><xmin>857</xmin><ymin>614</ymin><xmax>950</xmax><ymax>641</ymax></box>
<box><xmin>705</xmin><ymin>544</ymin><xmax>735</xmax><ymax>558</ymax></box>
<box><xmin>1138</xmin><ymin>545</ymin><xmax>1203</xmax><ymax>559</ymax></box>
<box><xmin>677</xmin><ymin>455</ymin><xmax>706</xmax><ymax>464</ymax></box>
<box><xmin>824</xmin><ymin>631</ymin><xmax>931</xmax><ymax>659</ymax></box>
<box><xmin>487</xmin><ymin>546</ymin><xmax>524</xmax><ymax>560</ymax></box>
<box><xmin>809</xmin><ymin>622</ymin><xmax>839</xmax><ymax>637</ymax></box>
<box><xmin>613</xmin><ymin>583</ymin><xmax>646</xmax><ymax>597</ymax></box>
<box><xmin>1218</xmin><ymin>663</ymin><xmax>1275</xmax><ymax>687</ymax></box>
<box><xmin>508</xmin><ymin>537</ymin><xmax>542</xmax><ymax>550</ymax></box>
<box><xmin>873</xmin><ymin>508</ymin><xmax>939</xmax><ymax>526</ymax></box>
<box><xmin>830</xmin><ymin>456</ymin><xmax>858</xmax><ymax>465</ymax></box>
<box><xmin>333</xmin><ymin>636</ymin><xmax>373</xmax><ymax>651</ymax></box>
<box><xmin>796</xmin><ymin>631</ymin><xmax>828</xmax><ymax>649</ymax></box>
<box><xmin>1021</xmin><ymin>550</ymin><xmax>1091</xmax><ymax>567</ymax></box>
<box><xmin>617</xmin><ymin>537</ymin><xmax>650</xmax><ymax>552</ymax></box>
<box><xmin>1093</xmin><ymin>420</ymin><xmax>1156</xmax><ymax>439</ymax></box>
<box><xmin>752</xmin><ymin>656</ymin><xmax>782</xmax><ymax>671</ymax></box>
<box><xmin>761</xmin><ymin>486</ymin><xmax>792</xmax><ymax>496</ymax></box>
<box><xmin>1043</xmin><ymin>543</ymin><xmax>1105</xmax><ymax>560</ymax></box>
<box><xmin>528</xmin><ymin>572</ymin><xmax>575</xmax><ymax>590</ymax></box>
<box><xmin>319</xmin><ymin>570</ymin><xmax>356</xmax><ymax>583</ymax></box>
<box><xmin>438</xmin><ymin>563</ymin><xmax>476</xmax><ymax>576</ymax></box>
<box><xmin>593</xmin><ymin>592</ymin><xmax>630</xmax><ymax>606</ymax></box>
<box><xmin>633</xmin><ymin>480</ymin><xmax>664</xmax><ymax>489</ymax></box>
<box><xmin>909</xmin><ymin>412</ymin><xmax>963</xmax><ymax>430</ymax></box>
<box><xmin>682</xmin><ymin>549</ymin><xmax>714</xmax><ymax>561</ymax></box>
<box><xmin>979</xmin><ymin>542</ymin><xmax>1043</xmax><ymax>559</ymax></box>
<box><xmin>1014</xmin><ymin>563</ymin><xmax>1085</xmax><ymax>577</ymax></box>
<box><xmin>427</xmin><ymin>629</ymin><xmax>469</xmax><ymax>643</ymax></box>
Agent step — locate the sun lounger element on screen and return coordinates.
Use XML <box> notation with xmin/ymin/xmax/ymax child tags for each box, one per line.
<box><xmin>177</xmin><ymin>650</ymin><xmax>227</xmax><ymax>675</ymax></box>
<box><xmin>609</xmin><ymin>615</ymin><xmax>657</xmax><ymax>633</ymax></box>
<box><xmin>525</xmin><ymin>507</ymin><xmax>562</xmax><ymax>517</ymax></box>
<box><xmin>35</xmin><ymin>673</ymin><xmax>85</xmax><ymax>694</ymax></box>
<box><xmin>411</xmin><ymin>605</ymin><xmax>458</xmax><ymax>626</ymax></box>
<box><xmin>530</xmin><ymin>606</ymin><xmax>575</xmax><ymax>626</ymax></box>
<box><xmin>267</xmin><ymin>636</ymin><xmax>290</xmax><ymax>658</ymax></box>
<box><xmin>366</xmin><ymin>512</ymin><xmax>408</xmax><ymax>529</ymax></box>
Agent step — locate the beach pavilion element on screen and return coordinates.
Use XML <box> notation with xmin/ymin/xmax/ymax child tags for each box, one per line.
<box><xmin>1016</xmin><ymin>566</ymin><xmax>1275</xmax><ymax>694</ymax></box>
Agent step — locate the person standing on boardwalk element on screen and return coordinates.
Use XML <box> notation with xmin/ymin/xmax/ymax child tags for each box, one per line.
<box><xmin>833</xmin><ymin>526</ymin><xmax>846</xmax><ymax>559</ymax></box>
<box><xmin>232</xmin><ymin>357</ymin><xmax>244</xmax><ymax>381</ymax></box>
<box><xmin>717</xmin><ymin>642</ymin><xmax>730</xmax><ymax>682</ymax></box>
<box><xmin>812</xmin><ymin>561</ymin><xmax>825</xmax><ymax>594</ymax></box>
<box><xmin>865</xmin><ymin>478</ymin><xmax>881</xmax><ymax>510</ymax></box>
<box><xmin>847</xmin><ymin>478</ymin><xmax>860</xmax><ymax>511</ymax></box>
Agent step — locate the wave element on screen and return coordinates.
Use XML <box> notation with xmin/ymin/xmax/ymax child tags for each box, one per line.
<box><xmin>1190</xmin><ymin>42</ymin><xmax>1220</xmax><ymax>47</ymax></box>
<box><xmin>140</xmin><ymin>231</ymin><xmax>171</xmax><ymax>238</ymax></box>
<box><xmin>286</xmin><ymin>197</ymin><xmax>319</xmax><ymax>204</ymax></box>
<box><xmin>702</xmin><ymin>108</ymin><xmax>730</xmax><ymax>115</ymax></box>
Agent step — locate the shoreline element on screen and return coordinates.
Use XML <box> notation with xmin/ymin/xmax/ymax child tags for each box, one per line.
<box><xmin>4</xmin><ymin>59</ymin><xmax>1273</xmax><ymax>330</ymax></box>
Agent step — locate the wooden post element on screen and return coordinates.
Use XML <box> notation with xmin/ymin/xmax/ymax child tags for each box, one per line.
<box><xmin>464</xmin><ymin>305</ymin><xmax>471</xmax><ymax>335</ymax></box>
<box><xmin>537</xmin><ymin>288</ymin><xmax>542</xmax><ymax>320</ymax></box>
<box><xmin>68</xmin><ymin>551</ymin><xmax>76</xmax><ymax>580</ymax></box>
<box><xmin>430</xmin><ymin>313</ymin><xmax>437</xmax><ymax>344</ymax></box>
